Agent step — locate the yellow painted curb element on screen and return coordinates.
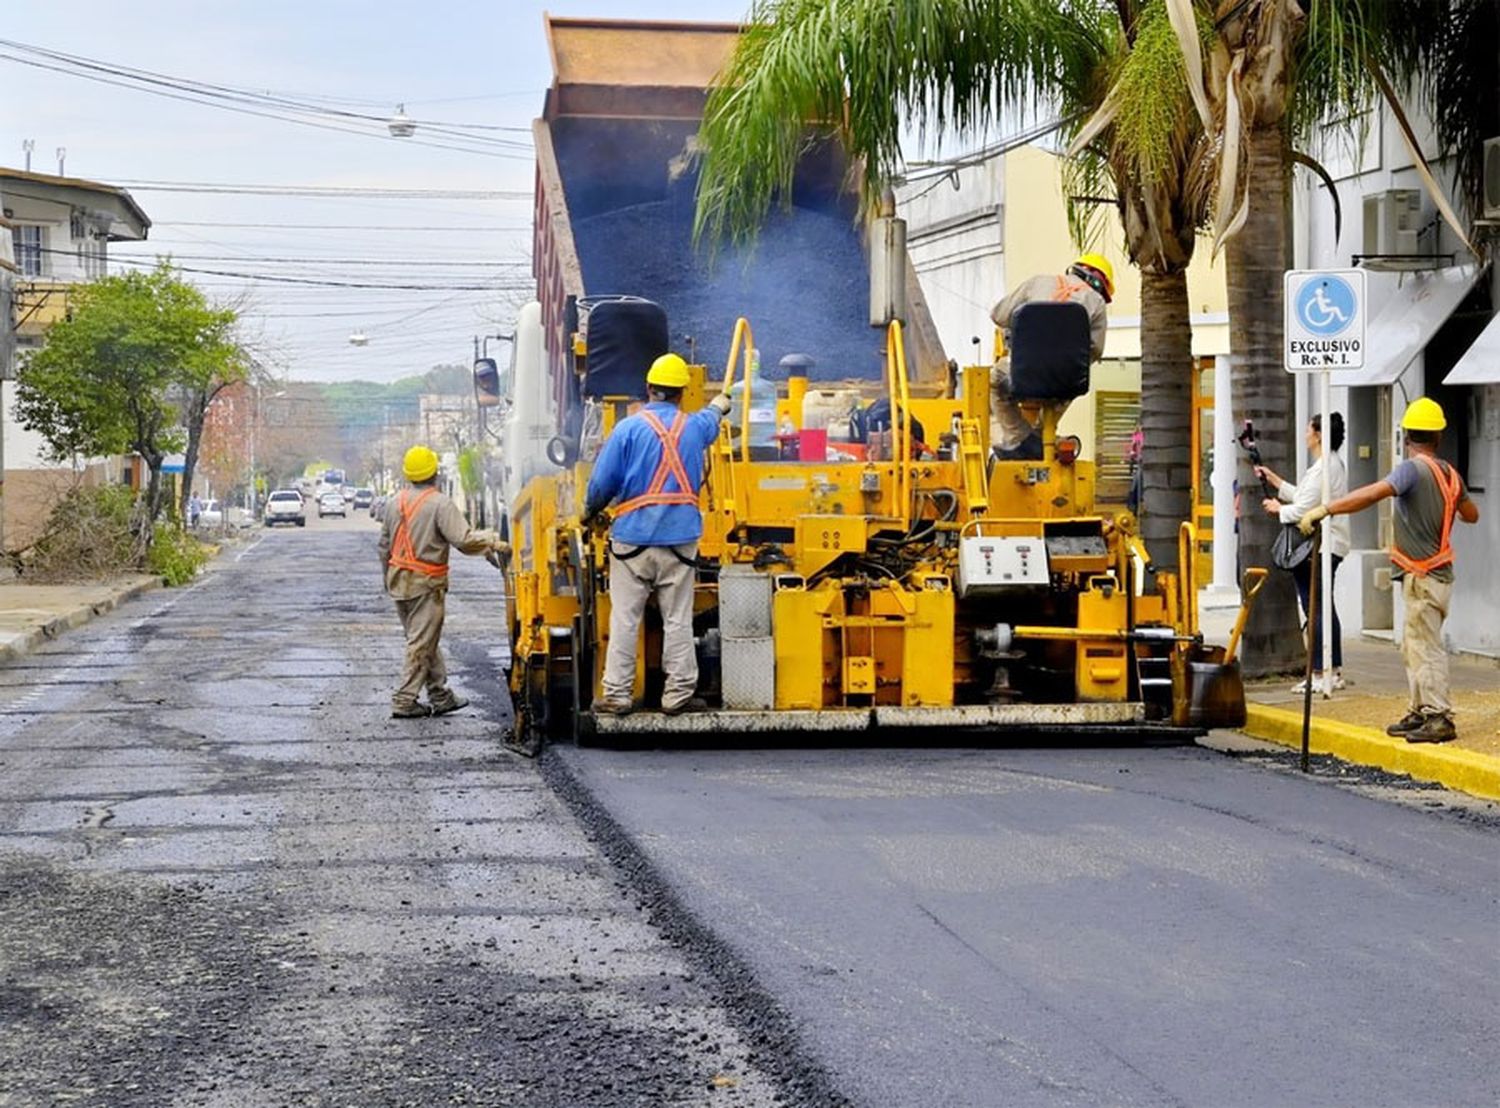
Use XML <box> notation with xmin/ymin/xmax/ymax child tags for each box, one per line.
<box><xmin>1243</xmin><ymin>704</ymin><xmax>1500</xmax><ymax>802</ymax></box>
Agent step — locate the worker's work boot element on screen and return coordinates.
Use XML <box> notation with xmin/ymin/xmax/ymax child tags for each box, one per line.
<box><xmin>593</xmin><ymin>697</ymin><xmax>635</xmax><ymax>717</ymax></box>
<box><xmin>391</xmin><ymin>702</ymin><xmax>431</xmax><ymax>719</ymax></box>
<box><xmin>429</xmin><ymin>692</ymin><xmax>469</xmax><ymax>716</ymax></box>
<box><xmin>662</xmin><ymin>697</ymin><xmax>708</xmax><ymax>717</ymax></box>
<box><xmin>1385</xmin><ymin>711</ymin><xmax>1425</xmax><ymax>736</ymax></box>
<box><xmin>1405</xmin><ymin>714</ymin><xmax>1457</xmax><ymax>744</ymax></box>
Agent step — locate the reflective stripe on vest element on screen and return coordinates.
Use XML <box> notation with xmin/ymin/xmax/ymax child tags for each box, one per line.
<box><xmin>1390</xmin><ymin>453</ymin><xmax>1462</xmax><ymax>577</ymax></box>
<box><xmin>388</xmin><ymin>487</ymin><xmax>449</xmax><ymax>578</ymax></box>
<box><xmin>611</xmin><ymin>410</ymin><xmax>700</xmax><ymax>518</ymax></box>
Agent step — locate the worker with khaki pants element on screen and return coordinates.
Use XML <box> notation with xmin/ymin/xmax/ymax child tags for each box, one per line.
<box><xmin>1300</xmin><ymin>397</ymin><xmax>1479</xmax><ymax>744</ymax></box>
<box><xmin>380</xmin><ymin>445</ymin><xmax>506</xmax><ymax>719</ymax></box>
<box><xmin>584</xmin><ymin>353</ymin><xmax>732</xmax><ymax>716</ymax></box>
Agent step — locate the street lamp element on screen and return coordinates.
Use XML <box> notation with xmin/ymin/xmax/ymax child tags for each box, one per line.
<box><xmin>388</xmin><ymin>105</ymin><xmax>416</xmax><ymax>138</ymax></box>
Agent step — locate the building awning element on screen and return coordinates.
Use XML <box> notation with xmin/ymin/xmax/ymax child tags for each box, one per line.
<box><xmin>1442</xmin><ymin>310</ymin><xmax>1500</xmax><ymax>385</ymax></box>
<box><xmin>1329</xmin><ymin>264</ymin><xmax>1484</xmax><ymax>387</ymax></box>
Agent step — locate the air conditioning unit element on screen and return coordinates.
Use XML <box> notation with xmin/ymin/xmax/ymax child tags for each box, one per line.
<box><xmin>1362</xmin><ymin>188</ymin><xmax>1428</xmax><ymax>270</ymax></box>
<box><xmin>1483</xmin><ymin>136</ymin><xmax>1500</xmax><ymax>221</ymax></box>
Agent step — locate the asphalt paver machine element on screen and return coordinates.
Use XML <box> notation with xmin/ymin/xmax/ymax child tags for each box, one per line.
<box><xmin>498</xmin><ymin>16</ymin><xmax>1250</xmax><ymax>750</ymax></box>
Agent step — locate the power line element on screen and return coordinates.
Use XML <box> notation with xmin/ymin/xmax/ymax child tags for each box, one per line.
<box><xmin>154</xmin><ymin>221</ymin><xmax>528</xmax><ymax>231</ymax></box>
<box><xmin>110</xmin><ymin>251</ymin><xmax>530</xmax><ymax>268</ymax></box>
<box><xmin>0</xmin><ymin>52</ymin><xmax>532</xmax><ymax>161</ymax></box>
<box><xmin>0</xmin><ymin>39</ymin><xmax>535</xmax><ymax>157</ymax></box>
<box><xmin>109</xmin><ymin>180</ymin><xmax>528</xmax><ymax>199</ymax></box>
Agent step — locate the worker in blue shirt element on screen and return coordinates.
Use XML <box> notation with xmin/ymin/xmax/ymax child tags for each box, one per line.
<box><xmin>585</xmin><ymin>353</ymin><xmax>732</xmax><ymax>715</ymax></box>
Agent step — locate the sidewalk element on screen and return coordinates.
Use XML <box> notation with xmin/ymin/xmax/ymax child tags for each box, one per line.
<box><xmin>1200</xmin><ymin>599</ymin><xmax>1500</xmax><ymax>801</ymax></box>
<box><xmin>0</xmin><ymin>575</ymin><xmax>162</xmax><ymax>661</ymax></box>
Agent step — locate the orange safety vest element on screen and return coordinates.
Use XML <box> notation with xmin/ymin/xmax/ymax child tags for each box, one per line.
<box><xmin>1052</xmin><ymin>276</ymin><xmax>1089</xmax><ymax>301</ymax></box>
<box><xmin>1390</xmin><ymin>452</ymin><xmax>1462</xmax><ymax>577</ymax></box>
<box><xmin>611</xmin><ymin>410</ymin><xmax>700</xmax><ymax>518</ymax></box>
<box><xmin>387</xmin><ymin>487</ymin><xmax>449</xmax><ymax>578</ymax></box>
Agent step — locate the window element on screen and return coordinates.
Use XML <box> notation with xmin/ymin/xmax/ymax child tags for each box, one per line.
<box><xmin>13</xmin><ymin>225</ymin><xmax>43</xmax><ymax>277</ymax></box>
<box><xmin>76</xmin><ymin>238</ymin><xmax>106</xmax><ymax>279</ymax></box>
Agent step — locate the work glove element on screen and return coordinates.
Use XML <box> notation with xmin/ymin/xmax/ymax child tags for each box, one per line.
<box><xmin>1297</xmin><ymin>504</ymin><xmax>1329</xmax><ymax>536</ymax></box>
<box><xmin>708</xmin><ymin>392</ymin><xmax>733</xmax><ymax>415</ymax></box>
<box><xmin>472</xmin><ymin>528</ymin><xmax>507</xmax><ymax>553</ymax></box>
<box><xmin>582</xmin><ymin>509</ymin><xmax>612</xmax><ymax>534</ymax></box>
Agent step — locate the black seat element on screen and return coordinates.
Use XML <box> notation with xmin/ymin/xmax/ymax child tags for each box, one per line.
<box><xmin>1008</xmin><ymin>300</ymin><xmax>1091</xmax><ymax>401</ymax></box>
<box><xmin>580</xmin><ymin>296</ymin><xmax>669</xmax><ymax>400</ymax></box>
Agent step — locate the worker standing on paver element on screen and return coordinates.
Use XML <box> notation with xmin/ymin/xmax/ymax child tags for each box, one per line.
<box><xmin>1299</xmin><ymin>398</ymin><xmax>1479</xmax><ymax>743</ymax></box>
<box><xmin>381</xmin><ymin>445</ymin><xmax>507</xmax><ymax>719</ymax></box>
<box><xmin>989</xmin><ymin>254</ymin><xmax>1112</xmax><ymax>459</ymax></box>
<box><xmin>584</xmin><ymin>353</ymin><xmax>732</xmax><ymax>716</ymax></box>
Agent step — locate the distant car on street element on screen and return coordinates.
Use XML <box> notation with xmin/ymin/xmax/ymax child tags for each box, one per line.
<box><xmin>353</xmin><ymin>488</ymin><xmax>374</xmax><ymax>510</ymax></box>
<box><xmin>370</xmin><ymin>495</ymin><xmax>387</xmax><ymax>520</ymax></box>
<box><xmin>341</xmin><ymin>484</ymin><xmax>356</xmax><ymax>503</ymax></box>
<box><xmin>318</xmin><ymin>492</ymin><xmax>346</xmax><ymax>519</ymax></box>
<box><xmin>197</xmin><ymin>499</ymin><xmax>224</xmax><ymax>529</ymax></box>
<box><xmin>264</xmin><ymin>489</ymin><xmax>307</xmax><ymax>527</ymax></box>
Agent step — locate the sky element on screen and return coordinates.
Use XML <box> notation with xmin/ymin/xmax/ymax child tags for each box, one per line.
<box><xmin>2</xmin><ymin>1</ymin><xmax>752</xmax><ymax>383</ymax></box>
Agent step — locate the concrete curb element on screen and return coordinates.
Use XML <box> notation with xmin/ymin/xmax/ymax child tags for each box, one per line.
<box><xmin>1243</xmin><ymin>703</ymin><xmax>1500</xmax><ymax>802</ymax></box>
<box><xmin>0</xmin><ymin>577</ymin><xmax>163</xmax><ymax>664</ymax></box>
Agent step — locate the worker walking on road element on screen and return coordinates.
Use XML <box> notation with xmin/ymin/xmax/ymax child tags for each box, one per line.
<box><xmin>381</xmin><ymin>445</ymin><xmax>506</xmax><ymax>719</ymax></box>
<box><xmin>990</xmin><ymin>253</ymin><xmax>1112</xmax><ymax>459</ymax></box>
<box><xmin>584</xmin><ymin>353</ymin><xmax>732</xmax><ymax>716</ymax></box>
<box><xmin>1298</xmin><ymin>398</ymin><xmax>1479</xmax><ymax>743</ymax></box>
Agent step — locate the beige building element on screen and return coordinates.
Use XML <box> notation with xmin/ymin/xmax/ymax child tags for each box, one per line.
<box><xmin>2</xmin><ymin>167</ymin><xmax>151</xmax><ymax>551</ymax></box>
<box><xmin>901</xmin><ymin>144</ymin><xmax>1229</xmax><ymax>502</ymax></box>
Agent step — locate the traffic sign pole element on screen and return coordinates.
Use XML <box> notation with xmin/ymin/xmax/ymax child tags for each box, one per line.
<box><xmin>1284</xmin><ymin>269</ymin><xmax>1365</xmax><ymax>702</ymax></box>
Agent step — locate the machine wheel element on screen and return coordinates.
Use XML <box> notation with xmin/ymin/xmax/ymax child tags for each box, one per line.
<box><xmin>507</xmin><ymin>660</ymin><xmax>547</xmax><ymax>758</ymax></box>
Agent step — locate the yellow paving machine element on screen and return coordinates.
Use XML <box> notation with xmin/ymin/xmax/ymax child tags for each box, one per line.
<box><xmin>497</xmin><ymin>16</ymin><xmax>1252</xmax><ymax>749</ymax></box>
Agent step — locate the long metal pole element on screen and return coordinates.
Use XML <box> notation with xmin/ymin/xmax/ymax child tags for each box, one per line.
<box><xmin>1319</xmin><ymin>369</ymin><xmax>1333</xmax><ymax>694</ymax></box>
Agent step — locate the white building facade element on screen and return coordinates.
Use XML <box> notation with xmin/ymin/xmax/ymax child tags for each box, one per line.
<box><xmin>1294</xmin><ymin>106</ymin><xmax>1498</xmax><ymax>656</ymax></box>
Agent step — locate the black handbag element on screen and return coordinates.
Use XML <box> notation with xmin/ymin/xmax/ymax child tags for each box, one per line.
<box><xmin>1271</xmin><ymin>522</ymin><xmax>1315</xmax><ymax>570</ymax></box>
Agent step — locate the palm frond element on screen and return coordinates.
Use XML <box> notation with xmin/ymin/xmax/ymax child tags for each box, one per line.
<box><xmin>693</xmin><ymin>0</ymin><xmax>1111</xmax><ymax>249</ymax></box>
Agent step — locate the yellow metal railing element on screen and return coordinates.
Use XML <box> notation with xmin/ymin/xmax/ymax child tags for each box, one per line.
<box><xmin>721</xmin><ymin>316</ymin><xmax>757</xmax><ymax>466</ymax></box>
<box><xmin>885</xmin><ymin>320</ymin><xmax>913</xmax><ymax>530</ymax></box>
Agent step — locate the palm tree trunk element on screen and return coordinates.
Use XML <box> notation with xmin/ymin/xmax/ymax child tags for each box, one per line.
<box><xmin>1137</xmin><ymin>266</ymin><xmax>1193</xmax><ymax>572</ymax></box>
<box><xmin>1226</xmin><ymin>121</ymin><xmax>1301</xmax><ymax>676</ymax></box>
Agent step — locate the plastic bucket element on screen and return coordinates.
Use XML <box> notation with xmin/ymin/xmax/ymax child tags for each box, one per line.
<box><xmin>798</xmin><ymin>428</ymin><xmax>828</xmax><ymax>461</ymax></box>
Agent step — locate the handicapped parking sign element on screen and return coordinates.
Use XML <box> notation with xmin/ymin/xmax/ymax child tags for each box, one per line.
<box><xmin>1284</xmin><ymin>269</ymin><xmax>1366</xmax><ymax>371</ymax></box>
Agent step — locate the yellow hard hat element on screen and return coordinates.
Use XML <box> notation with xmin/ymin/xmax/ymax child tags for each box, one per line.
<box><xmin>1073</xmin><ymin>252</ymin><xmax>1116</xmax><ymax>299</ymax></box>
<box><xmin>403</xmin><ymin>445</ymin><xmax>439</xmax><ymax>482</ymax></box>
<box><xmin>646</xmin><ymin>352</ymin><xmax>690</xmax><ymax>389</ymax></box>
<box><xmin>1401</xmin><ymin>397</ymin><xmax>1446</xmax><ymax>432</ymax></box>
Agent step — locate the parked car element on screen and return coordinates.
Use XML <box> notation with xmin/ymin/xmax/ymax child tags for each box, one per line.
<box><xmin>264</xmin><ymin>489</ymin><xmax>307</xmax><ymax>527</ymax></box>
<box><xmin>353</xmin><ymin>487</ymin><xmax>374</xmax><ymax>510</ymax></box>
<box><xmin>318</xmin><ymin>492</ymin><xmax>346</xmax><ymax>518</ymax></box>
<box><xmin>197</xmin><ymin>499</ymin><xmax>223</xmax><ymax>529</ymax></box>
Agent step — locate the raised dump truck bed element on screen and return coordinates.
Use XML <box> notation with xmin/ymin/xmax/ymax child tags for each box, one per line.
<box><xmin>531</xmin><ymin>16</ymin><xmax>946</xmax><ymax>400</ymax></box>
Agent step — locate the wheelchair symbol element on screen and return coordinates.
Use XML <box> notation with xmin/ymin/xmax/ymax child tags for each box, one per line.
<box><xmin>1296</xmin><ymin>277</ymin><xmax>1357</xmax><ymax>336</ymax></box>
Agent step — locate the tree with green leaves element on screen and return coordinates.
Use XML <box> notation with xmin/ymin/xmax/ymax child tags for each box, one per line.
<box><xmin>15</xmin><ymin>263</ymin><xmax>246</xmax><ymax>539</ymax></box>
<box><xmin>694</xmin><ymin>0</ymin><xmax>1211</xmax><ymax>577</ymax></box>
<box><xmin>1076</xmin><ymin>0</ymin><xmax>1494</xmax><ymax>672</ymax></box>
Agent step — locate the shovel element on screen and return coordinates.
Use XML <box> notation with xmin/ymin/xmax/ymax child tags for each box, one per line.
<box><xmin>1224</xmin><ymin>567</ymin><xmax>1269</xmax><ymax>664</ymax></box>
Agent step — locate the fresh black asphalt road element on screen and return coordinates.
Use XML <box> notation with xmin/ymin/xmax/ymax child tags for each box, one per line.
<box><xmin>2</xmin><ymin>521</ymin><xmax>1497</xmax><ymax>1107</ymax></box>
<box><xmin>557</xmin><ymin>720</ymin><xmax>1500</xmax><ymax>1106</ymax></box>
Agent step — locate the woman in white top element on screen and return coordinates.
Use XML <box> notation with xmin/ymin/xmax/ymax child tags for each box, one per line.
<box><xmin>1256</xmin><ymin>412</ymin><xmax>1350</xmax><ymax>691</ymax></box>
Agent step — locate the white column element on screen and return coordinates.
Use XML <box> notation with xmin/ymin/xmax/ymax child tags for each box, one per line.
<box><xmin>1206</xmin><ymin>354</ymin><xmax>1239</xmax><ymax>602</ymax></box>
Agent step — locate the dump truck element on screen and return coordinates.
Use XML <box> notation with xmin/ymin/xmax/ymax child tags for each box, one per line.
<box><xmin>497</xmin><ymin>16</ymin><xmax>1254</xmax><ymax>752</ymax></box>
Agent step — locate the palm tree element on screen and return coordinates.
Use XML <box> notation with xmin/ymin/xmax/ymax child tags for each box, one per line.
<box><xmin>695</xmin><ymin>0</ymin><xmax>1214</xmax><ymax>577</ymax></box>
<box><xmin>1134</xmin><ymin>0</ymin><xmax>1491</xmax><ymax>673</ymax></box>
